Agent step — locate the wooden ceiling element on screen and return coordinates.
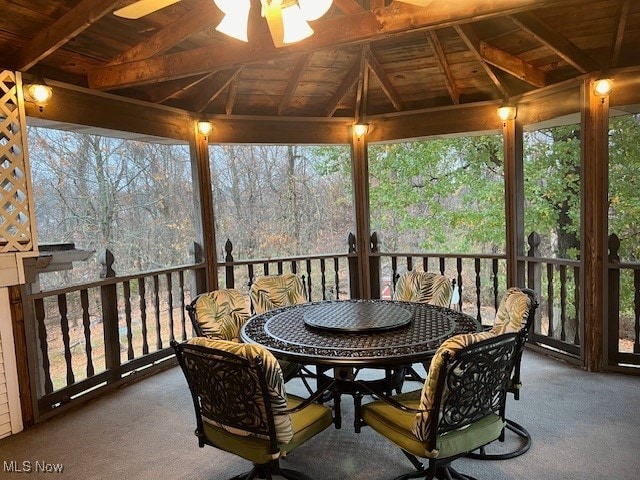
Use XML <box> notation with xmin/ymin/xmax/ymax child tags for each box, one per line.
<box><xmin>1</xmin><ymin>0</ymin><xmax>639</xmax><ymax>120</ymax></box>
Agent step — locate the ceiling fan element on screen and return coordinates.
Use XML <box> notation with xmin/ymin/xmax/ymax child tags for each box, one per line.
<box><xmin>114</xmin><ymin>1</ymin><xmax>432</xmax><ymax>46</ymax></box>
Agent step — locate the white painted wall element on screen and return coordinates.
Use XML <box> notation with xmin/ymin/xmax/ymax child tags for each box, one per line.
<box><xmin>0</xmin><ymin>287</ymin><xmax>23</xmax><ymax>439</ymax></box>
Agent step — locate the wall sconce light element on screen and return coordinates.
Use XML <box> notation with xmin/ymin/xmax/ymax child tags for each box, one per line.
<box><xmin>197</xmin><ymin>120</ymin><xmax>213</xmax><ymax>137</ymax></box>
<box><xmin>497</xmin><ymin>104</ymin><xmax>517</xmax><ymax>122</ymax></box>
<box><xmin>593</xmin><ymin>78</ymin><xmax>613</xmax><ymax>98</ymax></box>
<box><xmin>23</xmin><ymin>73</ymin><xmax>53</xmax><ymax>112</ymax></box>
<box><xmin>353</xmin><ymin>123</ymin><xmax>369</xmax><ymax>138</ymax></box>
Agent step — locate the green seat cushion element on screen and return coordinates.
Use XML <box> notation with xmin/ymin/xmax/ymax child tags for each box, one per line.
<box><xmin>203</xmin><ymin>394</ymin><xmax>333</xmax><ymax>464</ymax></box>
<box><xmin>362</xmin><ymin>391</ymin><xmax>505</xmax><ymax>459</ymax></box>
<box><xmin>278</xmin><ymin>358</ymin><xmax>300</xmax><ymax>381</ymax></box>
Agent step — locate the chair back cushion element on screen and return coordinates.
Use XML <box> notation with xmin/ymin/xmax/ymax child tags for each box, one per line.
<box><xmin>490</xmin><ymin>287</ymin><xmax>532</xmax><ymax>335</ymax></box>
<box><xmin>194</xmin><ymin>289</ymin><xmax>249</xmax><ymax>341</ymax></box>
<box><xmin>412</xmin><ymin>331</ymin><xmax>497</xmax><ymax>442</ymax></box>
<box><xmin>393</xmin><ymin>271</ymin><xmax>453</xmax><ymax>307</ymax></box>
<box><xmin>250</xmin><ymin>273</ymin><xmax>307</xmax><ymax>314</ymax></box>
<box><xmin>186</xmin><ymin>337</ymin><xmax>294</xmax><ymax>444</ymax></box>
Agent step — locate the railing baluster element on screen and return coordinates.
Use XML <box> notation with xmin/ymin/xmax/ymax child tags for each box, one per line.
<box><xmin>264</xmin><ymin>262</ymin><xmax>270</xmax><ymax>276</ymax></box>
<box><xmin>179</xmin><ymin>271</ymin><xmax>187</xmax><ymax>341</ymax></box>
<box><xmin>456</xmin><ymin>258</ymin><xmax>463</xmax><ymax>312</ymax></box>
<box><xmin>475</xmin><ymin>258</ymin><xmax>482</xmax><ymax>324</ymax></box>
<box><xmin>547</xmin><ymin>264</ymin><xmax>554</xmax><ymax>338</ymax></box>
<box><xmin>320</xmin><ymin>258</ymin><xmax>327</xmax><ymax>300</ymax></box>
<box><xmin>334</xmin><ymin>257</ymin><xmax>340</xmax><ymax>300</ymax></box>
<box><xmin>35</xmin><ymin>298</ymin><xmax>53</xmax><ymax>394</ymax></box>
<box><xmin>80</xmin><ymin>289</ymin><xmax>94</xmax><ymax>377</ymax></box>
<box><xmin>407</xmin><ymin>256</ymin><xmax>413</xmax><ymax>272</ymax></box>
<box><xmin>277</xmin><ymin>261</ymin><xmax>283</xmax><ymax>275</ymax></box>
<box><xmin>439</xmin><ymin>257</ymin><xmax>445</xmax><ymax>275</ymax></box>
<box><xmin>634</xmin><ymin>270</ymin><xmax>640</xmax><ymax>353</ymax></box>
<box><xmin>167</xmin><ymin>273</ymin><xmax>174</xmax><ymax>342</ymax></box>
<box><xmin>57</xmin><ymin>294</ymin><xmax>74</xmax><ymax>387</ymax></box>
<box><xmin>492</xmin><ymin>258</ymin><xmax>499</xmax><ymax>311</ymax></box>
<box><xmin>422</xmin><ymin>256</ymin><xmax>428</xmax><ymax>272</ymax></box>
<box><xmin>391</xmin><ymin>256</ymin><xmax>398</xmax><ymax>289</ymax></box>
<box><xmin>306</xmin><ymin>259</ymin><xmax>312</xmax><ymax>301</ymax></box>
<box><xmin>153</xmin><ymin>275</ymin><xmax>162</xmax><ymax>350</ymax></box>
<box><xmin>573</xmin><ymin>265</ymin><xmax>581</xmax><ymax>346</ymax></box>
<box><xmin>123</xmin><ymin>281</ymin><xmax>134</xmax><ymax>361</ymax></box>
<box><xmin>139</xmin><ymin>278</ymin><xmax>149</xmax><ymax>355</ymax></box>
<box><xmin>560</xmin><ymin>265</ymin><xmax>567</xmax><ymax>341</ymax></box>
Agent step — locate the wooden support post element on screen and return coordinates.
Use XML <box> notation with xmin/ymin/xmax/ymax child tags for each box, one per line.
<box><xmin>99</xmin><ymin>249</ymin><xmax>120</xmax><ymax>383</ymax></box>
<box><xmin>503</xmin><ymin>116</ymin><xmax>525</xmax><ymax>288</ymax></box>
<box><xmin>580</xmin><ymin>77</ymin><xmax>609</xmax><ymax>372</ymax></box>
<box><xmin>369</xmin><ymin>232</ymin><xmax>381</xmax><ymax>299</ymax></box>
<box><xmin>190</xmin><ymin>124</ymin><xmax>218</xmax><ymax>292</ymax></box>
<box><xmin>350</xmin><ymin>128</ymin><xmax>371</xmax><ymax>299</ymax></box>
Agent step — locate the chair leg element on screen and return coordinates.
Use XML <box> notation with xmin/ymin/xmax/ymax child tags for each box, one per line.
<box><xmin>465</xmin><ymin>418</ymin><xmax>531</xmax><ymax>460</ymax></box>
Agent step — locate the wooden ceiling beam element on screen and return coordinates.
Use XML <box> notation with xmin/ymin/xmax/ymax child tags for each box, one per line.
<box><xmin>278</xmin><ymin>54</ymin><xmax>311</xmax><ymax>116</ymax></box>
<box><xmin>455</xmin><ymin>24</ymin><xmax>511</xmax><ymax>98</ymax></box>
<box><xmin>480</xmin><ymin>41</ymin><xmax>546</xmax><ymax>87</ymax></box>
<box><xmin>107</xmin><ymin>0</ymin><xmax>220</xmax><ymax>66</ymax></box>
<box><xmin>190</xmin><ymin>67</ymin><xmax>242</xmax><ymax>113</ymax></box>
<box><xmin>17</xmin><ymin>0</ymin><xmax>120</xmax><ymax>71</ymax></box>
<box><xmin>510</xmin><ymin>11</ymin><xmax>600</xmax><ymax>73</ymax></box>
<box><xmin>354</xmin><ymin>44</ymin><xmax>370</xmax><ymax>121</ymax></box>
<box><xmin>225</xmin><ymin>75</ymin><xmax>240</xmax><ymax>115</ymax></box>
<box><xmin>367</xmin><ymin>50</ymin><xmax>405</xmax><ymax>111</ymax></box>
<box><xmin>332</xmin><ymin>0</ymin><xmax>366</xmax><ymax>15</ymax></box>
<box><xmin>426</xmin><ymin>30</ymin><xmax>459</xmax><ymax>105</ymax></box>
<box><xmin>324</xmin><ymin>58</ymin><xmax>361</xmax><ymax>117</ymax></box>
<box><xmin>88</xmin><ymin>0</ymin><xmax>567</xmax><ymax>90</ymax></box>
<box><xmin>611</xmin><ymin>0</ymin><xmax>630</xmax><ymax>68</ymax></box>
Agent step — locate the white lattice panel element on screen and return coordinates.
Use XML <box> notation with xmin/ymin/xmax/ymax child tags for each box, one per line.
<box><xmin>1</xmin><ymin>70</ymin><xmax>35</xmax><ymax>253</ymax></box>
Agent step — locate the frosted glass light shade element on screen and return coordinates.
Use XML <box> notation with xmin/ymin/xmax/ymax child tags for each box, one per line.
<box><xmin>214</xmin><ymin>0</ymin><xmax>251</xmax><ymax>42</ymax></box>
<box><xmin>281</xmin><ymin>4</ymin><xmax>313</xmax><ymax>44</ymax></box>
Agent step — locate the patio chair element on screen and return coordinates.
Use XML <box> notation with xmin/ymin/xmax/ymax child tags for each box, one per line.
<box><xmin>249</xmin><ymin>274</ymin><xmax>316</xmax><ymax>393</ymax></box>
<box><xmin>359</xmin><ymin>331</ymin><xmax>519</xmax><ymax>480</ymax></box>
<box><xmin>172</xmin><ymin>337</ymin><xmax>334</xmax><ymax>480</ymax></box>
<box><xmin>186</xmin><ymin>288</ymin><xmax>301</xmax><ymax>385</ymax></box>
<box><xmin>467</xmin><ymin>286</ymin><xmax>539</xmax><ymax>460</ymax></box>
<box><xmin>393</xmin><ymin>271</ymin><xmax>454</xmax><ymax>383</ymax></box>
<box><xmin>393</xmin><ymin>271</ymin><xmax>454</xmax><ymax>307</ymax></box>
<box><xmin>249</xmin><ymin>273</ymin><xmax>307</xmax><ymax>314</ymax></box>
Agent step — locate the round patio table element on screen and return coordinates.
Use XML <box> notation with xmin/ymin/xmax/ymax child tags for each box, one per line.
<box><xmin>240</xmin><ymin>299</ymin><xmax>480</xmax><ymax>367</ymax></box>
<box><xmin>241</xmin><ymin>299</ymin><xmax>480</xmax><ymax>431</ymax></box>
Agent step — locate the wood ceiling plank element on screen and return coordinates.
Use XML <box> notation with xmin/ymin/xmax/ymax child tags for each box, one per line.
<box><xmin>427</xmin><ymin>30</ymin><xmax>460</xmax><ymax>104</ymax></box>
<box><xmin>366</xmin><ymin>49</ymin><xmax>405</xmax><ymax>111</ymax></box>
<box><xmin>324</xmin><ymin>58</ymin><xmax>361</xmax><ymax>117</ymax></box>
<box><xmin>479</xmin><ymin>41</ymin><xmax>546</xmax><ymax>87</ymax></box>
<box><xmin>611</xmin><ymin>0</ymin><xmax>630</xmax><ymax>67</ymax></box>
<box><xmin>107</xmin><ymin>0</ymin><xmax>220</xmax><ymax>66</ymax></box>
<box><xmin>455</xmin><ymin>24</ymin><xmax>510</xmax><ymax>98</ymax></box>
<box><xmin>17</xmin><ymin>0</ymin><xmax>121</xmax><ymax>71</ymax></box>
<box><xmin>88</xmin><ymin>0</ymin><xmax>567</xmax><ymax>90</ymax></box>
<box><xmin>509</xmin><ymin>11</ymin><xmax>600</xmax><ymax>73</ymax></box>
<box><xmin>278</xmin><ymin>54</ymin><xmax>311</xmax><ymax>116</ymax></box>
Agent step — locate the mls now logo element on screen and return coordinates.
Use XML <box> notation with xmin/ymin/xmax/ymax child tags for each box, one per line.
<box><xmin>4</xmin><ymin>461</ymin><xmax>64</xmax><ymax>473</ymax></box>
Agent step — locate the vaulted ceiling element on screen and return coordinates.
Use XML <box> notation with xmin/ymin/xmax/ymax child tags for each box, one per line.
<box><xmin>1</xmin><ymin>0</ymin><xmax>639</xmax><ymax>120</ymax></box>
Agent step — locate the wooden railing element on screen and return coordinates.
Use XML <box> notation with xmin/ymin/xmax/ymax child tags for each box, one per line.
<box><xmin>521</xmin><ymin>232</ymin><xmax>581</xmax><ymax>359</ymax></box>
<box><xmin>22</xmin><ymin>231</ymin><xmax>639</xmax><ymax>421</ymax></box>
<box><xmin>608</xmin><ymin>234</ymin><xmax>640</xmax><ymax>366</ymax></box>
<box><xmin>22</xmin><ymin>250</ymin><xmax>205</xmax><ymax>420</ymax></box>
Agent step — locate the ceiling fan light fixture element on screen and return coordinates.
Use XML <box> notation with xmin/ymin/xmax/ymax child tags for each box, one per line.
<box><xmin>297</xmin><ymin>0</ymin><xmax>332</xmax><ymax>21</ymax></box>
<box><xmin>281</xmin><ymin>4</ymin><xmax>314</xmax><ymax>44</ymax></box>
<box><xmin>24</xmin><ymin>73</ymin><xmax>53</xmax><ymax>111</ymax></box>
<box><xmin>214</xmin><ymin>0</ymin><xmax>251</xmax><ymax>42</ymax></box>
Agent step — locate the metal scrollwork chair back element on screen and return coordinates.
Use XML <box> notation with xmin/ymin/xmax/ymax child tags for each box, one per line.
<box><xmin>359</xmin><ymin>332</ymin><xmax>520</xmax><ymax>480</ymax></box>
<box><xmin>172</xmin><ymin>338</ymin><xmax>334</xmax><ymax>480</ymax></box>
